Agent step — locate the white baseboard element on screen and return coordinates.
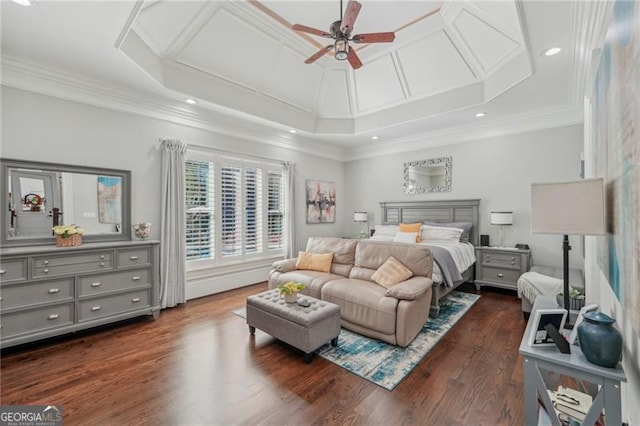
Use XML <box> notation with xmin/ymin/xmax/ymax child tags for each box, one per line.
<box><xmin>186</xmin><ymin>267</ymin><xmax>270</xmax><ymax>300</ymax></box>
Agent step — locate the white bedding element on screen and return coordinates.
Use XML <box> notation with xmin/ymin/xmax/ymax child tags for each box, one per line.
<box><xmin>418</xmin><ymin>241</ymin><xmax>476</xmax><ymax>284</ymax></box>
<box><xmin>369</xmin><ymin>235</ymin><xmax>476</xmax><ymax>284</ymax></box>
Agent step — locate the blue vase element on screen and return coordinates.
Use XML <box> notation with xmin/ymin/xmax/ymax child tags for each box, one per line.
<box><xmin>577</xmin><ymin>311</ymin><xmax>623</xmax><ymax>368</ymax></box>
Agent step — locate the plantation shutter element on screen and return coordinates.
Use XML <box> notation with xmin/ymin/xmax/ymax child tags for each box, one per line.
<box><xmin>220</xmin><ymin>164</ymin><xmax>242</xmax><ymax>257</ymax></box>
<box><xmin>244</xmin><ymin>168</ymin><xmax>262</xmax><ymax>253</ymax></box>
<box><xmin>267</xmin><ymin>170</ymin><xmax>285</xmax><ymax>250</ymax></box>
<box><xmin>185</xmin><ymin>160</ymin><xmax>215</xmax><ymax>260</ymax></box>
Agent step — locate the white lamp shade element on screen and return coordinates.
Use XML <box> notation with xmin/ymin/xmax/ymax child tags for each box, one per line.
<box><xmin>353</xmin><ymin>212</ymin><xmax>368</xmax><ymax>222</ymax></box>
<box><xmin>491</xmin><ymin>211</ymin><xmax>513</xmax><ymax>226</ymax></box>
<box><xmin>531</xmin><ymin>178</ymin><xmax>605</xmax><ymax>235</ymax></box>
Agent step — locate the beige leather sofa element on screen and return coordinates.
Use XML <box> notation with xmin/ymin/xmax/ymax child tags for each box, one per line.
<box><xmin>269</xmin><ymin>237</ymin><xmax>433</xmax><ymax>347</ymax></box>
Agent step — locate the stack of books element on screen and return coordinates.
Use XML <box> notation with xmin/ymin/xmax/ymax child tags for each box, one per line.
<box><xmin>544</xmin><ymin>386</ymin><xmax>597</xmax><ymax>425</ymax></box>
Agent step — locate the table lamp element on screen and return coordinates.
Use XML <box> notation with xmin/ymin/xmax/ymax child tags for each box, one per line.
<box><xmin>353</xmin><ymin>212</ymin><xmax>368</xmax><ymax>238</ymax></box>
<box><xmin>491</xmin><ymin>211</ymin><xmax>513</xmax><ymax>247</ymax></box>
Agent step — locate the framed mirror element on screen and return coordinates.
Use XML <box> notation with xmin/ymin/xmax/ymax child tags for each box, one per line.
<box><xmin>1</xmin><ymin>158</ymin><xmax>131</xmax><ymax>247</ymax></box>
<box><xmin>403</xmin><ymin>156</ymin><xmax>452</xmax><ymax>194</ymax></box>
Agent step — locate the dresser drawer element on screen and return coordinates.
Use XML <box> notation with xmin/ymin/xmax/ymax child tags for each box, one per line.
<box><xmin>79</xmin><ymin>269</ymin><xmax>149</xmax><ymax>296</ymax></box>
<box><xmin>0</xmin><ymin>258</ymin><xmax>28</xmax><ymax>283</ymax></box>
<box><xmin>33</xmin><ymin>260</ymin><xmax>113</xmax><ymax>278</ymax></box>
<box><xmin>479</xmin><ymin>267</ymin><xmax>521</xmax><ymax>286</ymax></box>
<box><xmin>78</xmin><ymin>289</ymin><xmax>150</xmax><ymax>321</ymax></box>
<box><xmin>34</xmin><ymin>251</ymin><xmax>112</xmax><ymax>267</ymax></box>
<box><xmin>117</xmin><ymin>247</ymin><xmax>151</xmax><ymax>268</ymax></box>
<box><xmin>1</xmin><ymin>279</ymin><xmax>74</xmax><ymax>309</ymax></box>
<box><xmin>481</xmin><ymin>251</ymin><xmax>521</xmax><ymax>268</ymax></box>
<box><xmin>0</xmin><ymin>302</ymin><xmax>74</xmax><ymax>338</ymax></box>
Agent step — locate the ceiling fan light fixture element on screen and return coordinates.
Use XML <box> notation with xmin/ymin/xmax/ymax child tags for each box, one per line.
<box><xmin>335</xmin><ymin>38</ymin><xmax>349</xmax><ymax>61</ymax></box>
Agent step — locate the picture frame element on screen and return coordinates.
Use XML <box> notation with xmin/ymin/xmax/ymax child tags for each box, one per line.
<box><xmin>528</xmin><ymin>308</ymin><xmax>568</xmax><ymax>346</ymax></box>
<box><xmin>569</xmin><ymin>304</ymin><xmax>599</xmax><ymax>345</ymax></box>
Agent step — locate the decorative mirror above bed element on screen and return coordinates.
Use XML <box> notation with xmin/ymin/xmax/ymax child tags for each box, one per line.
<box><xmin>403</xmin><ymin>156</ymin><xmax>452</xmax><ymax>194</ymax></box>
<box><xmin>0</xmin><ymin>158</ymin><xmax>131</xmax><ymax>247</ymax></box>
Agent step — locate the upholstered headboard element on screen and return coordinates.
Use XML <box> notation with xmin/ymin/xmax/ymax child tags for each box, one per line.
<box><xmin>379</xmin><ymin>199</ymin><xmax>481</xmax><ymax>246</ymax></box>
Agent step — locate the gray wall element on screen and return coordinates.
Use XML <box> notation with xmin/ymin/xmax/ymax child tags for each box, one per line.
<box><xmin>343</xmin><ymin>124</ymin><xmax>584</xmax><ymax>269</ymax></box>
<box><xmin>1</xmin><ymin>86</ymin><xmax>344</xmax><ymax>296</ymax></box>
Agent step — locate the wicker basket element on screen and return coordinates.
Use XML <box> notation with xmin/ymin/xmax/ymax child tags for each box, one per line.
<box><xmin>56</xmin><ymin>234</ymin><xmax>82</xmax><ymax>247</ymax></box>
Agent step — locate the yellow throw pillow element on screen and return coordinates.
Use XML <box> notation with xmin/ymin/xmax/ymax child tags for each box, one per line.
<box><xmin>371</xmin><ymin>256</ymin><xmax>414</xmax><ymax>288</ymax></box>
<box><xmin>295</xmin><ymin>251</ymin><xmax>333</xmax><ymax>273</ymax></box>
<box><xmin>399</xmin><ymin>222</ymin><xmax>422</xmax><ymax>242</ymax></box>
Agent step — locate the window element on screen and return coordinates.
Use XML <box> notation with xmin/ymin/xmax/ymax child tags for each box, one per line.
<box><xmin>185</xmin><ymin>153</ymin><xmax>286</xmax><ymax>265</ymax></box>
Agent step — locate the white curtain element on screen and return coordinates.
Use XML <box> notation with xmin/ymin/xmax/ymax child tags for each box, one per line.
<box><xmin>160</xmin><ymin>139</ymin><xmax>187</xmax><ymax>308</ymax></box>
<box><xmin>284</xmin><ymin>161</ymin><xmax>297</xmax><ymax>258</ymax></box>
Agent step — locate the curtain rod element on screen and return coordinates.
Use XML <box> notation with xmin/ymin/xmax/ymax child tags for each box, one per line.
<box><xmin>163</xmin><ymin>139</ymin><xmax>286</xmax><ymax>166</ymax></box>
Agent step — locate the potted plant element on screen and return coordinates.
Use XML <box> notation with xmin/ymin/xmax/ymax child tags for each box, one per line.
<box><xmin>52</xmin><ymin>224</ymin><xmax>85</xmax><ymax>247</ymax></box>
<box><xmin>556</xmin><ymin>288</ymin><xmax>586</xmax><ymax>311</ymax></box>
<box><xmin>278</xmin><ymin>281</ymin><xmax>306</xmax><ymax>303</ymax></box>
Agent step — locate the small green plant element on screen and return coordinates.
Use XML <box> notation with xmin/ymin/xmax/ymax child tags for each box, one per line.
<box><xmin>278</xmin><ymin>281</ymin><xmax>305</xmax><ymax>295</ymax></box>
<box><xmin>558</xmin><ymin>288</ymin><xmax>585</xmax><ymax>299</ymax></box>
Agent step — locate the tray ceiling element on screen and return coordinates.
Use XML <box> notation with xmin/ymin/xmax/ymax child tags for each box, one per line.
<box><xmin>123</xmin><ymin>0</ymin><xmax>531</xmax><ymax>135</ymax></box>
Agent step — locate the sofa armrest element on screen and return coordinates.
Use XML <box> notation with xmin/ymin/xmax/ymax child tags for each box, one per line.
<box><xmin>385</xmin><ymin>276</ymin><xmax>432</xmax><ymax>301</ymax></box>
<box><xmin>272</xmin><ymin>258</ymin><xmax>298</xmax><ymax>273</ymax></box>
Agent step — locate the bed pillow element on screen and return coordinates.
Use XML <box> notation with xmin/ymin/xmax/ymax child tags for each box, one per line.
<box><xmin>421</xmin><ymin>225</ymin><xmax>464</xmax><ymax>244</ymax></box>
<box><xmin>371</xmin><ymin>256</ymin><xmax>414</xmax><ymax>288</ymax></box>
<box><xmin>393</xmin><ymin>231</ymin><xmax>419</xmax><ymax>244</ymax></box>
<box><xmin>374</xmin><ymin>224</ymin><xmax>399</xmax><ymax>237</ymax></box>
<box><xmin>399</xmin><ymin>222</ymin><xmax>422</xmax><ymax>242</ymax></box>
<box><xmin>422</xmin><ymin>221</ymin><xmax>473</xmax><ymax>243</ymax></box>
<box><xmin>295</xmin><ymin>251</ymin><xmax>333</xmax><ymax>273</ymax></box>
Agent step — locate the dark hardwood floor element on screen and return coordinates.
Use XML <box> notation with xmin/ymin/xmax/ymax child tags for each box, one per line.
<box><xmin>0</xmin><ymin>282</ymin><xmax>527</xmax><ymax>425</ymax></box>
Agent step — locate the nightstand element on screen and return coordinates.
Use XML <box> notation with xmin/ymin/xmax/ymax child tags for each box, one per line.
<box><xmin>474</xmin><ymin>246</ymin><xmax>531</xmax><ymax>291</ymax></box>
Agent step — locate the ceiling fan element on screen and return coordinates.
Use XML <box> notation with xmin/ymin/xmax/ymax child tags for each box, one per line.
<box><xmin>292</xmin><ymin>0</ymin><xmax>395</xmax><ymax>70</ymax></box>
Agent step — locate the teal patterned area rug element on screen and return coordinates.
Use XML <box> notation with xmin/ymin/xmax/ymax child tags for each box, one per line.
<box><xmin>316</xmin><ymin>291</ymin><xmax>480</xmax><ymax>390</ymax></box>
<box><xmin>234</xmin><ymin>290</ymin><xmax>479</xmax><ymax>391</ymax></box>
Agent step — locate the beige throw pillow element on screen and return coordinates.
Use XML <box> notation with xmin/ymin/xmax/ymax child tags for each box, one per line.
<box><xmin>371</xmin><ymin>256</ymin><xmax>414</xmax><ymax>288</ymax></box>
<box><xmin>295</xmin><ymin>251</ymin><xmax>333</xmax><ymax>273</ymax></box>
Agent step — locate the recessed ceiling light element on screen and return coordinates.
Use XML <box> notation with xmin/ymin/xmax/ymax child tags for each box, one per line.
<box><xmin>11</xmin><ymin>0</ymin><xmax>31</xmax><ymax>5</ymax></box>
<box><xmin>289</xmin><ymin>129</ymin><xmax>297</xmax><ymax>134</ymax></box>
<box><xmin>543</xmin><ymin>47</ymin><xmax>562</xmax><ymax>57</ymax></box>
<box><xmin>371</xmin><ymin>136</ymin><xmax>379</xmax><ymax>140</ymax></box>
<box><xmin>185</xmin><ymin>98</ymin><xmax>197</xmax><ymax>105</ymax></box>
<box><xmin>475</xmin><ymin>112</ymin><xmax>486</xmax><ymax>118</ymax></box>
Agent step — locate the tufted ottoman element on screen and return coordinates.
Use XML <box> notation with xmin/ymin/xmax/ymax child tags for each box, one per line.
<box><xmin>246</xmin><ymin>289</ymin><xmax>341</xmax><ymax>362</ymax></box>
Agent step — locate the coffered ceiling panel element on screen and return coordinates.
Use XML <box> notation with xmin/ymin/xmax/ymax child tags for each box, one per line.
<box><xmin>450</xmin><ymin>9</ymin><xmax>521</xmax><ymax>73</ymax></box>
<box><xmin>397</xmin><ymin>30</ymin><xmax>476</xmax><ymax>98</ymax></box>
<box><xmin>262</xmin><ymin>47</ymin><xmax>323</xmax><ymax>112</ymax></box>
<box><xmin>177</xmin><ymin>8</ymin><xmax>280</xmax><ymax>91</ymax></box>
<box><xmin>134</xmin><ymin>1</ymin><xmax>205</xmax><ymax>55</ymax></box>
<box><xmin>355</xmin><ymin>54</ymin><xmax>404</xmax><ymax>113</ymax></box>
<box><xmin>319</xmin><ymin>69</ymin><xmax>352</xmax><ymax>118</ymax></box>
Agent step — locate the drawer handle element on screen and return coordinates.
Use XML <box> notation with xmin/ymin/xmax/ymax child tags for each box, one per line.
<box><xmin>91</xmin><ymin>306</ymin><xmax>102</xmax><ymax>312</ymax></box>
<box><xmin>497</xmin><ymin>273</ymin><xmax>504</xmax><ymax>278</ymax></box>
<box><xmin>132</xmin><ymin>276</ymin><xmax>141</xmax><ymax>281</ymax></box>
<box><xmin>100</xmin><ymin>255</ymin><xmax>105</xmax><ymax>260</ymax></box>
<box><xmin>511</xmin><ymin>257</ymin><xmax>515</xmax><ymax>260</ymax></box>
<box><xmin>44</xmin><ymin>260</ymin><xmax>49</xmax><ymax>265</ymax></box>
<box><xmin>48</xmin><ymin>288</ymin><xmax>60</xmax><ymax>294</ymax></box>
<box><xmin>100</xmin><ymin>262</ymin><xmax>105</xmax><ymax>267</ymax></box>
<box><xmin>511</xmin><ymin>262</ymin><xmax>515</xmax><ymax>265</ymax></box>
<box><xmin>43</xmin><ymin>268</ymin><xmax>50</xmax><ymax>273</ymax></box>
<box><xmin>130</xmin><ymin>256</ymin><xmax>139</xmax><ymax>261</ymax></box>
<box><xmin>91</xmin><ymin>282</ymin><xmax>102</xmax><ymax>287</ymax></box>
<box><xmin>48</xmin><ymin>314</ymin><xmax>60</xmax><ymax>320</ymax></box>
<box><xmin>132</xmin><ymin>297</ymin><xmax>141</xmax><ymax>303</ymax></box>
<box><xmin>0</xmin><ymin>270</ymin><xmax>5</xmax><ymax>274</ymax></box>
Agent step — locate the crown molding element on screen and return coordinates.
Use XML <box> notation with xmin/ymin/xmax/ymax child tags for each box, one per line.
<box><xmin>344</xmin><ymin>102</ymin><xmax>582</xmax><ymax>161</ymax></box>
<box><xmin>1</xmin><ymin>55</ymin><xmax>344</xmax><ymax>161</ymax></box>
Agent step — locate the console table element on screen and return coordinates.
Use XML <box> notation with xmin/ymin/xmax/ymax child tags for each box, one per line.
<box><xmin>519</xmin><ymin>296</ymin><xmax>626</xmax><ymax>425</ymax></box>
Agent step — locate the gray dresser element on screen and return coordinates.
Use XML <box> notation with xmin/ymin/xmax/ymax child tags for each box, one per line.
<box><xmin>0</xmin><ymin>241</ymin><xmax>160</xmax><ymax>348</ymax></box>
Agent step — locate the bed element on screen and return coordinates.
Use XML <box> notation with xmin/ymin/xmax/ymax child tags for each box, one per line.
<box><xmin>377</xmin><ymin>199</ymin><xmax>481</xmax><ymax>316</ymax></box>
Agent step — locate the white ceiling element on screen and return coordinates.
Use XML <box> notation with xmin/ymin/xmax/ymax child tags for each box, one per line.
<box><xmin>1</xmin><ymin>1</ymin><xmax>604</xmax><ymax>161</ymax></box>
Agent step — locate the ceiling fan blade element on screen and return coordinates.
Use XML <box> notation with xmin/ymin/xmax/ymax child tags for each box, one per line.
<box><xmin>292</xmin><ymin>24</ymin><xmax>332</xmax><ymax>38</ymax></box>
<box><xmin>340</xmin><ymin>0</ymin><xmax>362</xmax><ymax>34</ymax></box>
<box><xmin>347</xmin><ymin>48</ymin><xmax>362</xmax><ymax>70</ymax></box>
<box><xmin>305</xmin><ymin>45</ymin><xmax>333</xmax><ymax>64</ymax></box>
<box><xmin>352</xmin><ymin>32</ymin><xmax>396</xmax><ymax>44</ymax></box>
